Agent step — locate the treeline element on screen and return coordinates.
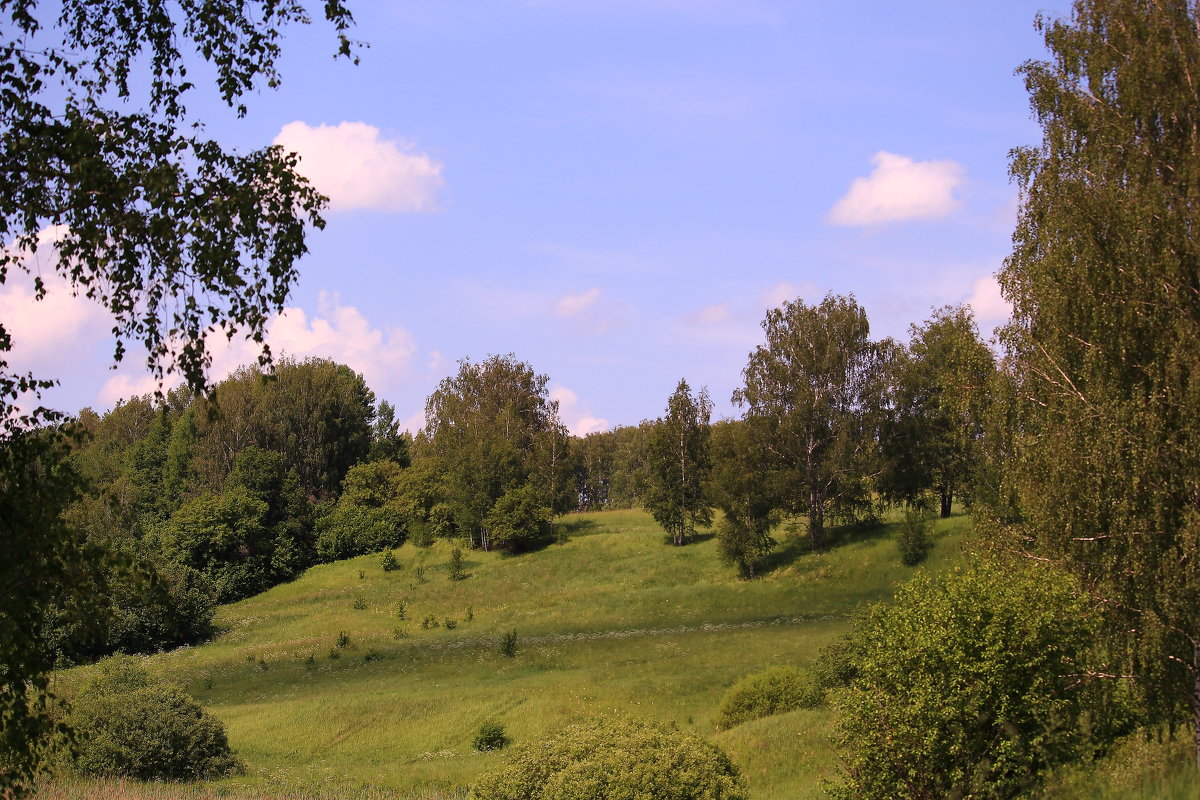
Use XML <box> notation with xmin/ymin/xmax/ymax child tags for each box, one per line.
<box><xmin>50</xmin><ymin>296</ymin><xmax>993</xmax><ymax>665</ymax></box>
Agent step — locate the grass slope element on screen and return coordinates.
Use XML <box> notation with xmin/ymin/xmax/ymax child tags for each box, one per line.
<box><xmin>52</xmin><ymin>509</ymin><xmax>972</xmax><ymax>799</ymax></box>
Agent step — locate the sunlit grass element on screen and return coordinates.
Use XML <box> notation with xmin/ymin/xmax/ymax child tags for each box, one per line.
<box><xmin>48</xmin><ymin>508</ymin><xmax>973</xmax><ymax>799</ymax></box>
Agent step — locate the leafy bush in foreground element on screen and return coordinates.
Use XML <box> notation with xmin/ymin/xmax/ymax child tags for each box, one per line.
<box><xmin>473</xmin><ymin>721</ymin><xmax>510</xmax><ymax>752</ymax></box>
<box><xmin>470</xmin><ymin>718</ymin><xmax>747</xmax><ymax>800</ymax></box>
<box><xmin>716</xmin><ymin>665</ymin><xmax>823</xmax><ymax>730</ymax></box>
<box><xmin>66</xmin><ymin>657</ymin><xmax>240</xmax><ymax>781</ymax></box>
<box><xmin>831</xmin><ymin>562</ymin><xmax>1129</xmax><ymax>800</ymax></box>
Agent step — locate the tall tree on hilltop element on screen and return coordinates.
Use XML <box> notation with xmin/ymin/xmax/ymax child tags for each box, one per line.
<box><xmin>422</xmin><ymin>355</ymin><xmax>567</xmax><ymax>550</ymax></box>
<box><xmin>880</xmin><ymin>305</ymin><xmax>995</xmax><ymax>517</ymax></box>
<box><xmin>645</xmin><ymin>379</ymin><xmax>713</xmax><ymax>546</ymax></box>
<box><xmin>997</xmin><ymin>0</ymin><xmax>1200</xmax><ymax>764</ymax></box>
<box><xmin>734</xmin><ymin>295</ymin><xmax>888</xmax><ymax>547</ymax></box>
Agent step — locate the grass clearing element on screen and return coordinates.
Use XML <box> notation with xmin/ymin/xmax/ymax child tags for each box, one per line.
<box><xmin>47</xmin><ymin>509</ymin><xmax>972</xmax><ymax>798</ymax></box>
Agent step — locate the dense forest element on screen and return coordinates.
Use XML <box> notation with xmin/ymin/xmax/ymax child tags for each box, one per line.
<box><xmin>5</xmin><ymin>0</ymin><xmax>1200</xmax><ymax>799</ymax></box>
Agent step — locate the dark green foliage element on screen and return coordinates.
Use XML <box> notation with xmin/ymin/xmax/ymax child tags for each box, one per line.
<box><xmin>65</xmin><ymin>657</ymin><xmax>240</xmax><ymax>781</ymax></box>
<box><xmin>572</xmin><ymin>423</ymin><xmax>653</xmax><ymax>511</ymax></box>
<box><xmin>483</xmin><ymin>484</ymin><xmax>552</xmax><ymax>554</ymax></box>
<box><xmin>470</xmin><ymin>718</ymin><xmax>748</xmax><ymax>800</ymax></box>
<box><xmin>369</xmin><ymin>401</ymin><xmax>412</xmax><ymax>466</ymax></box>
<box><xmin>997</xmin><ymin>0</ymin><xmax>1200</xmax><ymax>749</ymax></box>
<box><xmin>1</xmin><ymin>0</ymin><xmax>354</xmax><ymax>787</ymax></box>
<box><xmin>708</xmin><ymin>420</ymin><xmax>777</xmax><ymax>578</ymax></box>
<box><xmin>878</xmin><ymin>306</ymin><xmax>994</xmax><ymax>516</ymax></box>
<box><xmin>832</xmin><ymin>562</ymin><xmax>1125</xmax><ymax>800</ymax></box>
<box><xmin>499</xmin><ymin>630</ymin><xmax>518</xmax><ymax>658</ymax></box>
<box><xmin>381</xmin><ymin>550</ymin><xmax>400</xmax><ymax>572</ymax></box>
<box><xmin>734</xmin><ymin>295</ymin><xmax>891</xmax><ymax>546</ymax></box>
<box><xmin>0</xmin><ymin>430</ymin><xmax>93</xmax><ymax>795</ymax></box>
<box><xmin>352</xmin><ymin>597</ymin><xmax>367</xmax><ymax>610</ymax></box>
<box><xmin>314</xmin><ymin>459</ymin><xmax>409</xmax><ymax>562</ymax></box>
<box><xmin>422</xmin><ymin>355</ymin><xmax>571</xmax><ymax>549</ymax></box>
<box><xmin>335</xmin><ymin>632</ymin><xmax>350</xmax><ymax>649</ymax></box>
<box><xmin>448</xmin><ymin>547</ymin><xmax>467</xmax><ymax>581</ymax></box>
<box><xmin>813</xmin><ymin>634</ymin><xmax>861</xmax><ymax>691</ymax></box>
<box><xmin>444</xmin><ymin>619</ymin><xmax>457</xmax><ymax>630</ymax></box>
<box><xmin>896</xmin><ymin>506</ymin><xmax>933</xmax><ymax>566</ymax></box>
<box><xmin>645</xmin><ymin>379</ymin><xmax>713</xmax><ymax>546</ymax></box>
<box><xmin>395</xmin><ymin>601</ymin><xmax>407</xmax><ymax>620</ymax></box>
<box><xmin>715</xmin><ymin>666</ymin><xmax>823</xmax><ymax>730</ymax></box>
<box><xmin>472</xmin><ymin>721</ymin><xmax>510</xmax><ymax>752</ymax></box>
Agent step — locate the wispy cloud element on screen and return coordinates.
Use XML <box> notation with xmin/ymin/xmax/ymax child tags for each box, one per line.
<box><xmin>964</xmin><ymin>274</ymin><xmax>1011</xmax><ymax>328</ymax></box>
<box><xmin>827</xmin><ymin>151</ymin><xmax>965</xmax><ymax>226</ymax></box>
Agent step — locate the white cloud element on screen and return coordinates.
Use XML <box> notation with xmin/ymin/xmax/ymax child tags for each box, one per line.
<box><xmin>554</xmin><ymin>287</ymin><xmax>602</xmax><ymax>317</ymax></box>
<box><xmin>761</xmin><ymin>280</ymin><xmax>820</xmax><ymax>310</ymax></box>
<box><xmin>98</xmin><ymin>291</ymin><xmax>418</xmax><ymax>406</ymax></box>
<box><xmin>965</xmin><ymin>275</ymin><xmax>1011</xmax><ymax>326</ymax></box>
<box><xmin>274</xmin><ymin>121</ymin><xmax>444</xmax><ymax>213</ymax></box>
<box><xmin>550</xmin><ymin>385</ymin><xmax>609</xmax><ymax>436</ymax></box>
<box><xmin>827</xmin><ymin>151</ymin><xmax>965</xmax><ymax>226</ymax></box>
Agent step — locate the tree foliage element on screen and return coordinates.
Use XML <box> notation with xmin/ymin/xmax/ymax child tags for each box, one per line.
<box><xmin>996</xmin><ymin>0</ymin><xmax>1200</xmax><ymax>755</ymax></box>
<box><xmin>422</xmin><ymin>355</ymin><xmax>569</xmax><ymax>549</ymax></box>
<box><xmin>708</xmin><ymin>420</ymin><xmax>777</xmax><ymax>578</ymax></box>
<box><xmin>832</xmin><ymin>562</ymin><xmax>1126</xmax><ymax>800</ymax></box>
<box><xmin>470</xmin><ymin>718</ymin><xmax>748</xmax><ymax>800</ymax></box>
<box><xmin>734</xmin><ymin>295</ymin><xmax>889</xmax><ymax>545</ymax></box>
<box><xmin>880</xmin><ymin>305</ymin><xmax>994</xmax><ymax>516</ymax></box>
<box><xmin>645</xmin><ymin>379</ymin><xmax>713</xmax><ymax>546</ymax></box>
<box><xmin>1</xmin><ymin>1</ymin><xmax>356</xmax><ymax>785</ymax></box>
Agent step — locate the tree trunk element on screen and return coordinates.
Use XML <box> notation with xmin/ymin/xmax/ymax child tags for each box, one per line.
<box><xmin>940</xmin><ymin>488</ymin><xmax>953</xmax><ymax>518</ymax></box>
<box><xmin>808</xmin><ymin>488</ymin><xmax>824</xmax><ymax>548</ymax></box>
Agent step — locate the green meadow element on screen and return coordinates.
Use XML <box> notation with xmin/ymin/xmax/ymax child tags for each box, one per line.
<box><xmin>49</xmin><ymin>509</ymin><xmax>970</xmax><ymax>798</ymax></box>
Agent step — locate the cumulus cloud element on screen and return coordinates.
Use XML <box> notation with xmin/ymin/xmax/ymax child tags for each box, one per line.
<box><xmin>554</xmin><ymin>287</ymin><xmax>602</xmax><ymax>318</ymax></box>
<box><xmin>827</xmin><ymin>151</ymin><xmax>965</xmax><ymax>226</ymax></box>
<box><xmin>550</xmin><ymin>385</ymin><xmax>609</xmax><ymax>436</ymax></box>
<box><xmin>0</xmin><ymin>226</ymin><xmax>112</xmax><ymax>378</ymax></box>
<box><xmin>965</xmin><ymin>275</ymin><xmax>1011</xmax><ymax>326</ymax></box>
<box><xmin>274</xmin><ymin>121</ymin><xmax>444</xmax><ymax>213</ymax></box>
<box><xmin>99</xmin><ymin>292</ymin><xmax>418</xmax><ymax>406</ymax></box>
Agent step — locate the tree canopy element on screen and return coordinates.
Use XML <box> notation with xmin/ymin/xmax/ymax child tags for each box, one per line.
<box><xmin>997</xmin><ymin>0</ymin><xmax>1200</xmax><ymax>759</ymax></box>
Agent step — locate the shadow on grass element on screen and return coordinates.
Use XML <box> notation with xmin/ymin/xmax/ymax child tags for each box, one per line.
<box><xmin>759</xmin><ymin>517</ymin><xmax>898</xmax><ymax>576</ymax></box>
<box><xmin>554</xmin><ymin>518</ymin><xmax>600</xmax><ymax>537</ymax></box>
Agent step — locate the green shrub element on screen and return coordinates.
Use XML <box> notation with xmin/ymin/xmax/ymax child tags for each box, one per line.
<box><xmin>448</xmin><ymin>546</ymin><xmax>467</xmax><ymax>581</ymax></box>
<box><xmin>380</xmin><ymin>550</ymin><xmax>400</xmax><ymax>572</ymax></box>
<box><xmin>335</xmin><ymin>631</ymin><xmax>350</xmax><ymax>648</ymax></box>
<box><xmin>472</xmin><ymin>721</ymin><xmax>510</xmax><ymax>752</ymax></box>
<box><xmin>896</xmin><ymin>506</ymin><xmax>933</xmax><ymax>566</ymax></box>
<box><xmin>831</xmin><ymin>561</ymin><xmax>1125</xmax><ymax>800</ymax></box>
<box><xmin>813</xmin><ymin>634</ymin><xmax>861</xmax><ymax>690</ymax></box>
<box><xmin>715</xmin><ymin>665</ymin><xmax>823</xmax><ymax>730</ymax></box>
<box><xmin>470</xmin><ymin>718</ymin><xmax>747</xmax><ymax>800</ymax></box>
<box><xmin>499</xmin><ymin>629</ymin><xmax>517</xmax><ymax>657</ymax></box>
<box><xmin>483</xmin><ymin>484</ymin><xmax>552</xmax><ymax>554</ymax></box>
<box><xmin>65</xmin><ymin>657</ymin><xmax>240</xmax><ymax>781</ymax></box>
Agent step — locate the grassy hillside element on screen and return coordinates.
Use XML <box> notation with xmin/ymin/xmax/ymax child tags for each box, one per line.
<box><xmin>50</xmin><ymin>509</ymin><xmax>972</xmax><ymax>799</ymax></box>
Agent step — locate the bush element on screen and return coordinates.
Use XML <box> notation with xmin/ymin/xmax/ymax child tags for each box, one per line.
<box><xmin>470</xmin><ymin>718</ymin><xmax>747</xmax><ymax>800</ymax></box>
<box><xmin>499</xmin><ymin>629</ymin><xmax>517</xmax><ymax>657</ymax></box>
<box><xmin>472</xmin><ymin>721</ymin><xmax>510</xmax><ymax>752</ymax></box>
<box><xmin>715</xmin><ymin>665</ymin><xmax>823</xmax><ymax>730</ymax></box>
<box><xmin>65</xmin><ymin>657</ymin><xmax>240</xmax><ymax>781</ymax></box>
<box><xmin>813</xmin><ymin>634</ymin><xmax>861</xmax><ymax>690</ymax></box>
<box><xmin>896</xmin><ymin>506</ymin><xmax>933</xmax><ymax>566</ymax></box>
<box><xmin>448</xmin><ymin>546</ymin><xmax>467</xmax><ymax>581</ymax></box>
<box><xmin>831</xmin><ymin>561</ymin><xmax>1127</xmax><ymax>800</ymax></box>
<box><xmin>483</xmin><ymin>484</ymin><xmax>552</xmax><ymax>554</ymax></box>
<box><xmin>380</xmin><ymin>550</ymin><xmax>400</xmax><ymax>572</ymax></box>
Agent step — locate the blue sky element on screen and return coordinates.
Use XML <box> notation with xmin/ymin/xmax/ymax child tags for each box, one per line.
<box><xmin>7</xmin><ymin>0</ymin><xmax>1063</xmax><ymax>433</ymax></box>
